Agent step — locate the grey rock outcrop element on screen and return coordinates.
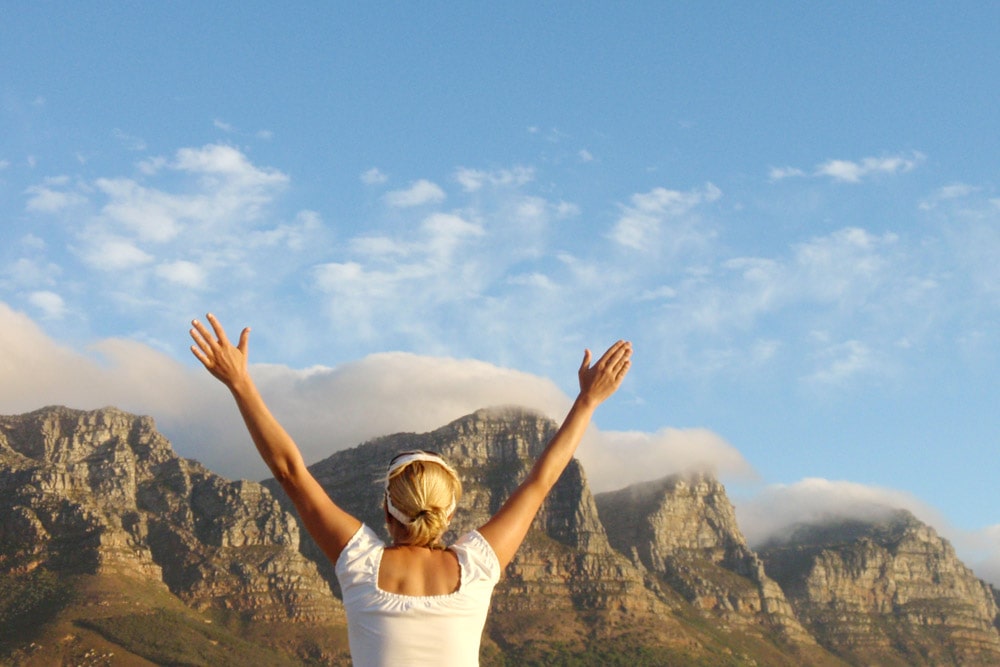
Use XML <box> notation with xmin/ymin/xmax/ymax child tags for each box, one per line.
<box><xmin>758</xmin><ymin>511</ymin><xmax>1000</xmax><ymax>665</ymax></box>
<box><xmin>272</xmin><ymin>407</ymin><xmax>683</xmax><ymax>650</ymax></box>
<box><xmin>0</xmin><ymin>406</ymin><xmax>342</xmax><ymax>623</ymax></box>
<box><xmin>595</xmin><ymin>473</ymin><xmax>813</xmax><ymax>645</ymax></box>
<box><xmin>4</xmin><ymin>404</ymin><xmax>999</xmax><ymax>665</ymax></box>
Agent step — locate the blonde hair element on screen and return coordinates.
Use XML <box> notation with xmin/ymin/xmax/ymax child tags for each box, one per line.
<box><xmin>384</xmin><ymin>452</ymin><xmax>462</xmax><ymax>549</ymax></box>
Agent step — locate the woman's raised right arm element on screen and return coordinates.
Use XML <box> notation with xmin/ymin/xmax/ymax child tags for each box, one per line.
<box><xmin>190</xmin><ymin>313</ymin><xmax>361</xmax><ymax>563</ymax></box>
<box><xmin>477</xmin><ymin>340</ymin><xmax>632</xmax><ymax>568</ymax></box>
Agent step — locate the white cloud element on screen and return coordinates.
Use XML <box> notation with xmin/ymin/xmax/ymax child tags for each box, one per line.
<box><xmin>0</xmin><ymin>159</ymin><xmax>10</xmax><ymax>170</ymax></box>
<box><xmin>815</xmin><ymin>152</ymin><xmax>925</xmax><ymax>183</ymax></box>
<box><xmin>25</xmin><ymin>183</ymin><xmax>88</xmax><ymax>213</ymax></box>
<box><xmin>384</xmin><ymin>179</ymin><xmax>446</xmax><ymax>207</ymax></box>
<box><xmin>506</xmin><ymin>272</ymin><xmax>557</xmax><ymax>290</ymax></box>
<box><xmin>580</xmin><ymin>427</ymin><xmax>756</xmax><ymax>493</ymax></box>
<box><xmin>137</xmin><ymin>156</ymin><xmax>167</xmax><ymax>175</ymax></box>
<box><xmin>174</xmin><ymin>144</ymin><xmax>288</xmax><ymax>189</ymax></box>
<box><xmin>2</xmin><ymin>302</ymin><xmax>996</xmax><ymax>584</ymax></box>
<box><xmin>155</xmin><ymin>260</ymin><xmax>207</xmax><ymax>289</ymax></box>
<box><xmin>213</xmin><ymin>119</ymin><xmax>235</xmax><ymax>133</ymax></box>
<box><xmin>807</xmin><ymin>339</ymin><xmax>877</xmax><ymax>385</ymax></box>
<box><xmin>770</xmin><ymin>152</ymin><xmax>925</xmax><ymax>184</ymax></box>
<box><xmin>246</xmin><ymin>210</ymin><xmax>324</xmax><ymax>251</ymax></box>
<box><xmin>0</xmin><ymin>301</ymin><xmax>570</xmax><ymax>482</ymax></box>
<box><xmin>969</xmin><ymin>524</ymin><xmax>1000</xmax><ymax>587</ymax></box>
<box><xmin>94</xmin><ymin>178</ymin><xmax>184</xmax><ymax>242</ymax></box>
<box><xmin>454</xmin><ymin>166</ymin><xmax>535</xmax><ymax>192</ymax></box>
<box><xmin>26</xmin><ymin>317</ymin><xmax>744</xmax><ymax>499</ymax></box>
<box><xmin>918</xmin><ymin>184</ymin><xmax>980</xmax><ymax>211</ymax></box>
<box><xmin>768</xmin><ymin>166</ymin><xmax>806</xmax><ymax>181</ymax></box>
<box><xmin>311</xmin><ymin>208</ymin><xmax>492</xmax><ymax>338</ymax></box>
<box><xmin>698</xmin><ymin>227</ymin><xmax>897</xmax><ymax>332</ymax></box>
<box><xmin>3</xmin><ymin>256</ymin><xmax>61</xmax><ymax>288</ymax></box>
<box><xmin>361</xmin><ymin>167</ymin><xmax>388</xmax><ymax>185</ymax></box>
<box><xmin>0</xmin><ymin>301</ymin><xmax>215</xmax><ymax>420</ymax></box>
<box><xmin>112</xmin><ymin>128</ymin><xmax>147</xmax><ymax>152</ymax></box>
<box><xmin>578</xmin><ymin>149</ymin><xmax>595</xmax><ymax>163</ymax></box>
<box><xmin>80</xmin><ymin>235</ymin><xmax>154</xmax><ymax>270</ymax></box>
<box><xmin>28</xmin><ymin>290</ymin><xmax>66</xmax><ymax>319</ymax></box>
<box><xmin>349</xmin><ymin>236</ymin><xmax>412</xmax><ymax>258</ymax></box>
<box><xmin>21</xmin><ymin>234</ymin><xmax>46</xmax><ymax>251</ymax></box>
<box><xmin>421</xmin><ymin>213</ymin><xmax>485</xmax><ymax>258</ymax></box>
<box><xmin>26</xmin><ymin>144</ymin><xmax>291</xmax><ymax>259</ymax></box>
<box><xmin>610</xmin><ymin>183</ymin><xmax>721</xmax><ymax>251</ymax></box>
<box><xmin>734</xmin><ymin>477</ymin><xmax>1000</xmax><ymax>587</ymax></box>
<box><xmin>735</xmin><ymin>478</ymin><xmax>941</xmax><ymax>547</ymax></box>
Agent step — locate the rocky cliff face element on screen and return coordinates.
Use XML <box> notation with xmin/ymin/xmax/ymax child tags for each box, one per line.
<box><xmin>274</xmin><ymin>407</ymin><xmax>685</xmax><ymax>652</ymax></box>
<box><xmin>0</xmin><ymin>406</ymin><xmax>342</xmax><ymax>624</ymax></box>
<box><xmin>758</xmin><ymin>512</ymin><xmax>1000</xmax><ymax>666</ymax></box>
<box><xmin>595</xmin><ymin>474</ymin><xmax>812</xmax><ymax>645</ymax></box>
<box><xmin>3</xmin><ymin>405</ymin><xmax>999</xmax><ymax>666</ymax></box>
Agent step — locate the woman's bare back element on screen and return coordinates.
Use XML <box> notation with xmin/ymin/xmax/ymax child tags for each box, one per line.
<box><xmin>377</xmin><ymin>545</ymin><xmax>461</xmax><ymax>596</ymax></box>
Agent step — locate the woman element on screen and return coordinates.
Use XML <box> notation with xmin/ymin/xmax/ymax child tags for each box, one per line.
<box><xmin>189</xmin><ymin>313</ymin><xmax>631</xmax><ymax>666</ymax></box>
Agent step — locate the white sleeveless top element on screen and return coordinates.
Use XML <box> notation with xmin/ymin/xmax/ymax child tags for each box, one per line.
<box><xmin>335</xmin><ymin>524</ymin><xmax>501</xmax><ymax>667</ymax></box>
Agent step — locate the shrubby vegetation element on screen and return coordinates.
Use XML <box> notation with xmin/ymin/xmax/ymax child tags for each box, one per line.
<box><xmin>0</xmin><ymin>568</ymin><xmax>73</xmax><ymax>641</ymax></box>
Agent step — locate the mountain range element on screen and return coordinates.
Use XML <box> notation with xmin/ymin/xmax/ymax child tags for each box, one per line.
<box><xmin>1</xmin><ymin>405</ymin><xmax>998</xmax><ymax>665</ymax></box>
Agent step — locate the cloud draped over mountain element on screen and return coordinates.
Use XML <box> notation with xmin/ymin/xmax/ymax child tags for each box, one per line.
<box><xmin>2</xmin><ymin>300</ymin><xmax>998</xmax><ymax>587</ymax></box>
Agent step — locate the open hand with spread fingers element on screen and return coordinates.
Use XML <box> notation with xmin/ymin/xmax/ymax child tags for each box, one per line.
<box><xmin>189</xmin><ymin>313</ymin><xmax>252</xmax><ymax>390</ymax></box>
<box><xmin>577</xmin><ymin>340</ymin><xmax>632</xmax><ymax>408</ymax></box>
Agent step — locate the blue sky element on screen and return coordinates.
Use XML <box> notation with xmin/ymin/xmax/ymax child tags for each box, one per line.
<box><xmin>2</xmin><ymin>3</ymin><xmax>999</xmax><ymax>583</ymax></box>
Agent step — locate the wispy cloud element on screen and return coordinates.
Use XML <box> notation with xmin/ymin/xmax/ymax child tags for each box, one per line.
<box><xmin>735</xmin><ymin>478</ymin><xmax>942</xmax><ymax>546</ymax></box>
<box><xmin>581</xmin><ymin>427</ymin><xmax>756</xmax><ymax>492</ymax></box>
<box><xmin>770</xmin><ymin>151</ymin><xmax>925</xmax><ymax>184</ymax></box>
<box><xmin>919</xmin><ymin>182</ymin><xmax>979</xmax><ymax>210</ymax></box>
<box><xmin>361</xmin><ymin>167</ymin><xmax>388</xmax><ymax>185</ymax></box>
<box><xmin>806</xmin><ymin>338</ymin><xmax>878</xmax><ymax>385</ymax></box>
<box><xmin>735</xmin><ymin>477</ymin><xmax>1000</xmax><ymax>586</ymax></box>
<box><xmin>79</xmin><ymin>234</ymin><xmax>154</xmax><ymax>270</ymax></box>
<box><xmin>155</xmin><ymin>260</ymin><xmax>207</xmax><ymax>289</ymax></box>
<box><xmin>384</xmin><ymin>179</ymin><xmax>446</xmax><ymax>207</ymax></box>
<box><xmin>28</xmin><ymin>290</ymin><xmax>66</xmax><ymax>319</ymax></box>
<box><xmin>454</xmin><ymin>166</ymin><xmax>534</xmax><ymax>192</ymax></box>
<box><xmin>112</xmin><ymin>128</ymin><xmax>147</xmax><ymax>152</ymax></box>
<box><xmin>25</xmin><ymin>180</ymin><xmax>88</xmax><ymax>213</ymax></box>
<box><xmin>610</xmin><ymin>183</ymin><xmax>721</xmax><ymax>252</ymax></box>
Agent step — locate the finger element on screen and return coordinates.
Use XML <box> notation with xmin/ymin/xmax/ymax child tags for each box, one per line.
<box><xmin>579</xmin><ymin>349</ymin><xmax>592</xmax><ymax>373</ymax></box>
<box><xmin>189</xmin><ymin>325</ymin><xmax>213</xmax><ymax>356</ymax></box>
<box><xmin>206</xmin><ymin>313</ymin><xmax>230</xmax><ymax>346</ymax></box>
<box><xmin>597</xmin><ymin>340</ymin><xmax>629</xmax><ymax>367</ymax></box>
<box><xmin>237</xmin><ymin>327</ymin><xmax>251</xmax><ymax>355</ymax></box>
<box><xmin>190</xmin><ymin>317</ymin><xmax>213</xmax><ymax>343</ymax></box>
<box><xmin>190</xmin><ymin>344</ymin><xmax>212</xmax><ymax>367</ymax></box>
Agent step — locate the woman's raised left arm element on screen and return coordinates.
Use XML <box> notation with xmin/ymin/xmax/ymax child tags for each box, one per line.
<box><xmin>190</xmin><ymin>313</ymin><xmax>361</xmax><ymax>562</ymax></box>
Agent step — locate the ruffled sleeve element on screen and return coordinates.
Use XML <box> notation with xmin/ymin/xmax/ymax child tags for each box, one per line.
<box><xmin>451</xmin><ymin>530</ymin><xmax>501</xmax><ymax>587</ymax></box>
<box><xmin>335</xmin><ymin>524</ymin><xmax>385</xmax><ymax>591</ymax></box>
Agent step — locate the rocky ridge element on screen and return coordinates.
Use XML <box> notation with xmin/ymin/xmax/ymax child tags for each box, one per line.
<box><xmin>0</xmin><ymin>406</ymin><xmax>342</xmax><ymax>624</ymax></box>
<box><xmin>595</xmin><ymin>474</ymin><xmax>813</xmax><ymax>642</ymax></box>
<box><xmin>758</xmin><ymin>514</ymin><xmax>1000</xmax><ymax>665</ymax></box>
<box><xmin>272</xmin><ymin>407</ymin><xmax>688</xmax><ymax>652</ymax></box>
<box><xmin>2</xmin><ymin>405</ymin><xmax>999</xmax><ymax>666</ymax></box>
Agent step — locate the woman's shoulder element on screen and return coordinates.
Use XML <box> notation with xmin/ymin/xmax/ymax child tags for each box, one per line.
<box><xmin>450</xmin><ymin>530</ymin><xmax>501</xmax><ymax>583</ymax></box>
<box><xmin>335</xmin><ymin>523</ymin><xmax>385</xmax><ymax>574</ymax></box>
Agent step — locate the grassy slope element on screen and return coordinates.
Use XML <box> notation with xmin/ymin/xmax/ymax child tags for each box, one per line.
<box><xmin>0</xmin><ymin>568</ymin><xmax>351</xmax><ymax>666</ymax></box>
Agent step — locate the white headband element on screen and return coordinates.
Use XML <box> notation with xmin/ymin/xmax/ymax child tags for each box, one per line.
<box><xmin>384</xmin><ymin>452</ymin><xmax>458</xmax><ymax>525</ymax></box>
